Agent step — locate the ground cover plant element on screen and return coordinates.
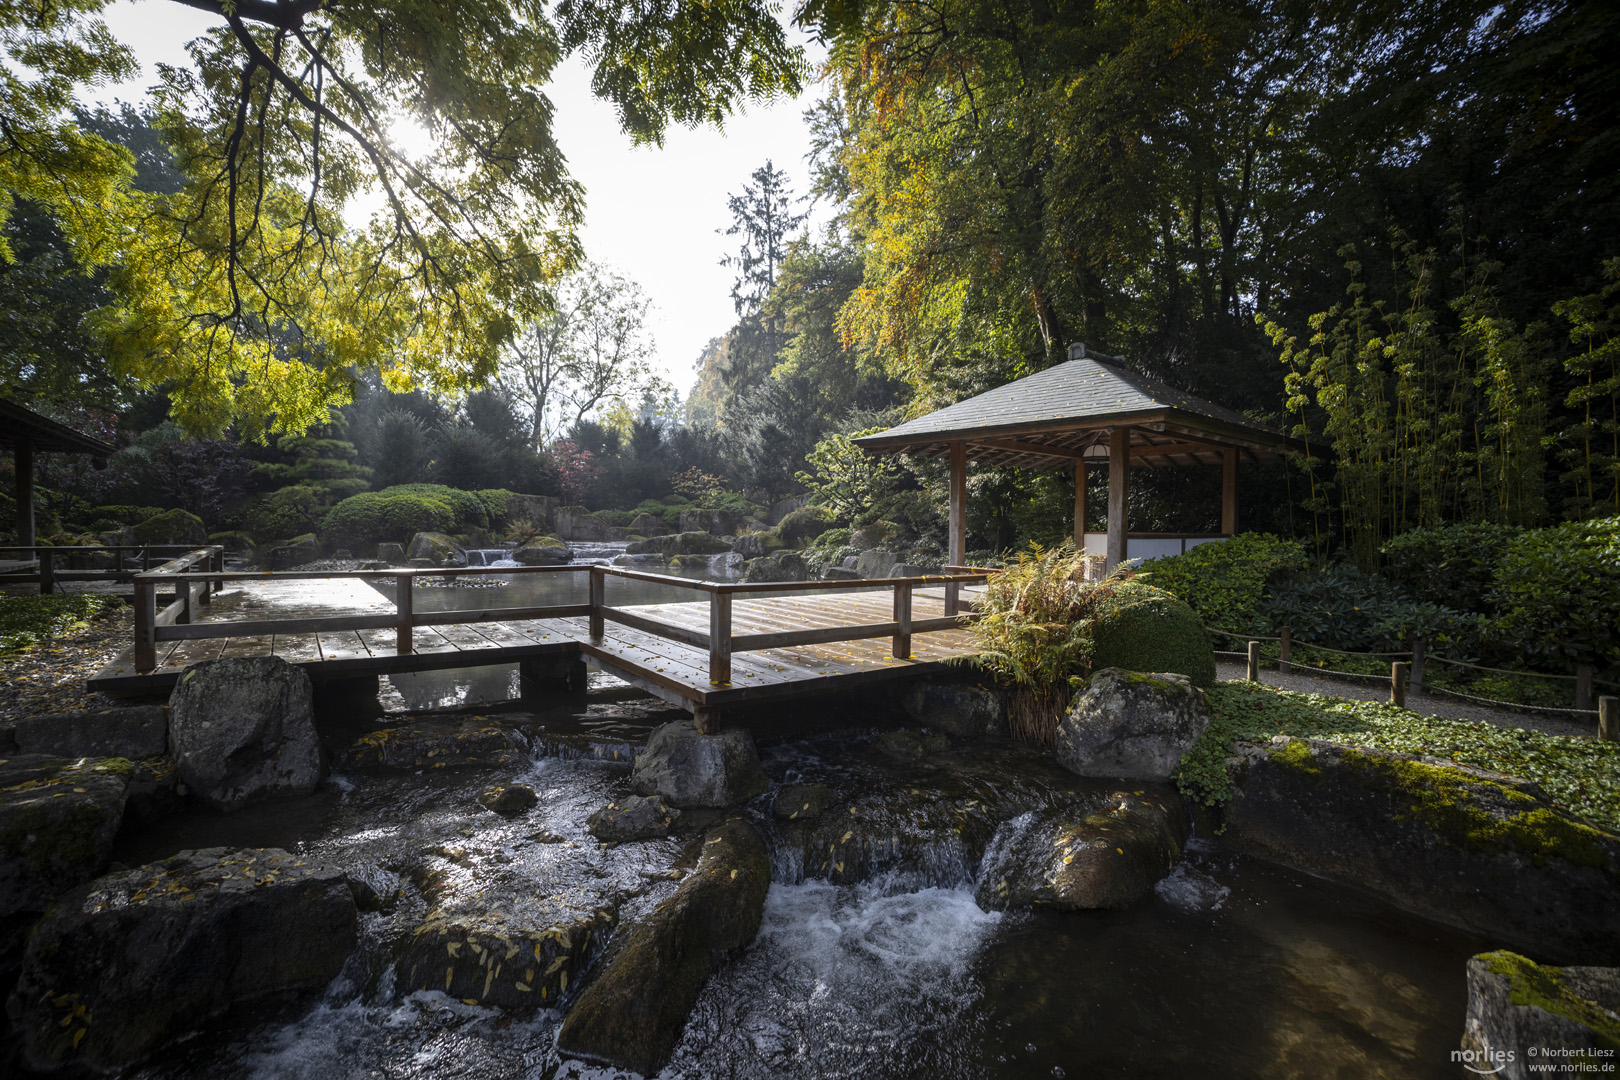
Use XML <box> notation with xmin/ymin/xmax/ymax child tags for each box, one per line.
<box><xmin>1174</xmin><ymin>682</ymin><xmax>1620</xmax><ymax>833</ymax></box>
<box><xmin>0</xmin><ymin>596</ymin><xmax>120</xmax><ymax>655</ymax></box>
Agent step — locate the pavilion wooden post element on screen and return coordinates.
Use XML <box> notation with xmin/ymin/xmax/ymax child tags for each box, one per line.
<box><xmin>1221</xmin><ymin>447</ymin><xmax>1238</xmax><ymax>536</ymax></box>
<box><xmin>946</xmin><ymin>442</ymin><xmax>967</xmax><ymax>615</ymax></box>
<box><xmin>13</xmin><ymin>433</ymin><xmax>33</xmax><ymax>548</ymax></box>
<box><xmin>1106</xmin><ymin>427</ymin><xmax>1129</xmax><ymax>572</ymax></box>
<box><xmin>1073</xmin><ymin>460</ymin><xmax>1088</xmax><ymax>550</ymax></box>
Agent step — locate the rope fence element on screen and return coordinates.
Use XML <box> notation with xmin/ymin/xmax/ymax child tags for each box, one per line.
<box><xmin>1209</xmin><ymin>624</ymin><xmax>1618</xmax><ymax>734</ymax></box>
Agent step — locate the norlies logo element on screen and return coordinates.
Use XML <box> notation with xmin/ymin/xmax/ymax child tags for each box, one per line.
<box><xmin>1455</xmin><ymin>1046</ymin><xmax>1518</xmax><ymax>1075</ymax></box>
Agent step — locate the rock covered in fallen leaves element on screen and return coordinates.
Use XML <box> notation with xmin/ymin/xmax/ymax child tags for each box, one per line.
<box><xmin>9</xmin><ymin>846</ymin><xmax>358</xmax><ymax>1074</ymax></box>
<box><xmin>772</xmin><ymin>782</ymin><xmax>834</xmax><ymax>822</ymax></box>
<box><xmin>588</xmin><ymin>795</ymin><xmax>681</xmax><ymax>841</ymax></box>
<box><xmin>975</xmin><ymin>789</ymin><xmax>1190</xmax><ymax>911</ymax></box>
<box><xmin>556</xmin><ymin>818</ymin><xmax>770</xmax><ymax>1074</ymax></box>
<box><xmin>167</xmin><ymin>656</ymin><xmax>323</xmax><ymax>812</ymax></box>
<box><xmin>0</xmin><ymin>755</ymin><xmax>130</xmax><ymax>934</ymax></box>
<box><xmin>478</xmin><ymin>783</ymin><xmax>538</xmax><ymax>816</ymax></box>
<box><xmin>630</xmin><ymin>723</ymin><xmax>766</xmax><ymax>809</ymax></box>
<box><xmin>12</xmin><ymin>705</ymin><xmax>169</xmax><ymax>760</ymax></box>
<box><xmin>341</xmin><ymin>716</ymin><xmax>527</xmax><ymax>772</ymax></box>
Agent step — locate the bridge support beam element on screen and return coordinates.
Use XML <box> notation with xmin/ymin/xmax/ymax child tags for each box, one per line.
<box><xmin>521</xmin><ymin>654</ymin><xmax>588</xmax><ymax>699</ymax></box>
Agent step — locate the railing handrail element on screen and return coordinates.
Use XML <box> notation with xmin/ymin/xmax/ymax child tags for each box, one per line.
<box><xmin>0</xmin><ymin>544</ymin><xmax>203</xmax><ymax>552</ymax></box>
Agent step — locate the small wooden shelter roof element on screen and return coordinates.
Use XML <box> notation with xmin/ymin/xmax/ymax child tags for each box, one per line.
<box><xmin>854</xmin><ymin>353</ymin><xmax>1300</xmax><ymax>470</ymax></box>
<box><xmin>0</xmin><ymin>399</ymin><xmax>116</xmax><ymax>458</ymax></box>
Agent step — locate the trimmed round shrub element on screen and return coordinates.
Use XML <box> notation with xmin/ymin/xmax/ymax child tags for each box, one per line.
<box><xmin>777</xmin><ymin>504</ymin><xmax>836</xmax><ymax>545</ymax></box>
<box><xmin>242</xmin><ymin>486</ymin><xmax>322</xmax><ymax>542</ymax></box>
<box><xmin>320</xmin><ymin>491</ymin><xmax>455</xmax><ymax>552</ymax></box>
<box><xmin>1140</xmin><ymin>533</ymin><xmax>1305</xmax><ymax>633</ymax></box>
<box><xmin>378</xmin><ymin>484</ymin><xmax>489</xmax><ymax>531</ymax></box>
<box><xmin>474</xmin><ymin>488</ymin><xmax>515</xmax><ymax>525</ymax></box>
<box><xmin>1492</xmin><ymin>516</ymin><xmax>1620</xmax><ymax>670</ymax></box>
<box><xmin>91</xmin><ymin>504</ymin><xmax>166</xmax><ymax>527</ymax></box>
<box><xmin>1090</xmin><ymin>582</ymin><xmax>1216</xmax><ymax>688</ymax></box>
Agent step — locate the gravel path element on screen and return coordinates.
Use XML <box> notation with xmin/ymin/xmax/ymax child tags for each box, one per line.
<box><xmin>1215</xmin><ymin>660</ymin><xmax>1597</xmax><ymax>739</ymax></box>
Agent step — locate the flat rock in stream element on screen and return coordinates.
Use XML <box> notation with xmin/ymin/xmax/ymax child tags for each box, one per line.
<box><xmin>975</xmin><ymin>790</ymin><xmax>1190</xmax><ymax>911</ymax></box>
<box><xmin>630</xmin><ymin>723</ymin><xmax>766</xmax><ymax>808</ymax></box>
<box><xmin>341</xmin><ymin>716</ymin><xmax>527</xmax><ymax>772</ymax></box>
<box><xmin>478</xmin><ymin>783</ymin><xmax>538</xmax><ymax>816</ymax></box>
<box><xmin>773</xmin><ymin>782</ymin><xmax>835</xmax><ymax>822</ymax></box>
<box><xmin>0</xmin><ymin>756</ymin><xmax>130</xmax><ymax>934</ymax></box>
<box><xmin>1221</xmin><ymin>736</ymin><xmax>1620</xmax><ymax>963</ymax></box>
<box><xmin>556</xmin><ymin>819</ymin><xmax>771</xmax><ymax>1075</ymax></box>
<box><xmin>9</xmin><ymin>847</ymin><xmax>359</xmax><ymax>1075</ymax></box>
<box><xmin>588</xmin><ymin>795</ymin><xmax>681</xmax><ymax>841</ymax></box>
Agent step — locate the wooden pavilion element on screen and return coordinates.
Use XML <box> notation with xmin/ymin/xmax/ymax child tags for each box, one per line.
<box><xmin>1</xmin><ymin>399</ymin><xmax>115</xmax><ymax>547</ymax></box>
<box><xmin>854</xmin><ymin>343</ymin><xmax>1302</xmax><ymax>576</ymax></box>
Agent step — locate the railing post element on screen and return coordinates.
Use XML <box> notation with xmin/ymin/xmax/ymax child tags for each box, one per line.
<box><xmin>1409</xmin><ymin>634</ymin><xmax>1425</xmax><ymax>694</ymax></box>
<box><xmin>892</xmin><ymin>582</ymin><xmax>912</xmax><ymax>659</ymax></box>
<box><xmin>1600</xmin><ymin>696</ymin><xmax>1618</xmax><ymax>743</ymax></box>
<box><xmin>1391</xmin><ymin>662</ymin><xmax>1408</xmax><ymax>709</ymax></box>
<box><xmin>134</xmin><ymin>575</ymin><xmax>156</xmax><ymax>672</ymax></box>
<box><xmin>37</xmin><ymin>549</ymin><xmax>52</xmax><ymax>595</ymax></box>
<box><xmin>709</xmin><ymin>591</ymin><xmax>732</xmax><ymax>686</ymax></box>
<box><xmin>1246</xmin><ymin>641</ymin><xmax>1260</xmax><ymax>682</ymax></box>
<box><xmin>1279</xmin><ymin>625</ymin><xmax>1291</xmax><ymax>674</ymax></box>
<box><xmin>1576</xmin><ymin>663</ymin><xmax>1595</xmax><ymax>712</ymax></box>
<box><xmin>589</xmin><ymin>566</ymin><xmax>606</xmax><ymax>640</ymax></box>
<box><xmin>178</xmin><ymin>575</ymin><xmax>193</xmax><ymax>625</ymax></box>
<box><xmin>944</xmin><ymin>578</ymin><xmax>960</xmax><ymax>618</ymax></box>
<box><xmin>114</xmin><ymin>547</ymin><xmax>124</xmax><ymax>573</ymax></box>
<box><xmin>395</xmin><ymin>573</ymin><xmax>413</xmax><ymax>655</ymax></box>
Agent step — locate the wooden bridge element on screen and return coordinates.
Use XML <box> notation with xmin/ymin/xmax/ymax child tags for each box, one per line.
<box><xmin>87</xmin><ymin>548</ymin><xmax>990</xmax><ymax>729</ymax></box>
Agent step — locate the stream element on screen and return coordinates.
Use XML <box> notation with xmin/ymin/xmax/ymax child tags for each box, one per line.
<box><xmin>106</xmin><ymin>669</ymin><xmax>1487</xmax><ymax>1080</ymax></box>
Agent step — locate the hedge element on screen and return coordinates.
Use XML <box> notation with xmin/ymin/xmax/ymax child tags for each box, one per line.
<box><xmin>1380</xmin><ymin>522</ymin><xmax>1523</xmax><ymax>612</ymax></box>
<box><xmin>1089</xmin><ymin>581</ymin><xmax>1216</xmax><ymax>688</ymax></box>
<box><xmin>319</xmin><ymin>491</ymin><xmax>456</xmax><ymax>551</ymax></box>
<box><xmin>1492</xmin><ymin>516</ymin><xmax>1620</xmax><ymax>670</ymax></box>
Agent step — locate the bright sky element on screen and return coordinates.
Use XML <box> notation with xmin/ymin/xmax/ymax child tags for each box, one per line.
<box><xmin>87</xmin><ymin>1</ymin><xmax>829</xmax><ymax>397</ymax></box>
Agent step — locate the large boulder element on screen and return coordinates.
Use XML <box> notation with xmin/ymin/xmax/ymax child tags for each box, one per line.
<box><xmin>556</xmin><ymin>819</ymin><xmax>770</xmax><ymax>1074</ymax></box>
<box><xmin>775</xmin><ymin>505</ymin><xmax>835</xmax><ymax>545</ymax></box>
<box><xmin>405</xmin><ymin>530</ymin><xmax>467</xmax><ymax>566</ymax></box>
<box><xmin>629</xmin><ymin>512</ymin><xmax>666</xmax><ymax>535</ymax></box>
<box><xmin>768</xmin><ymin>496</ymin><xmax>808</xmax><ymax>525</ymax></box>
<box><xmin>976</xmin><ymin>790</ymin><xmax>1190</xmax><ymax>911</ymax></box>
<box><xmin>340</xmin><ymin>716</ymin><xmax>527</xmax><ymax>772</ymax></box>
<box><xmin>167</xmin><ymin>656</ymin><xmax>324</xmax><ymax>811</ymax></box>
<box><xmin>588</xmin><ymin>795</ymin><xmax>682</xmax><ymax>841</ymax></box>
<box><xmin>1222</xmin><ymin>737</ymin><xmax>1620</xmax><ymax>963</ymax></box>
<box><xmin>671</xmin><ymin>531</ymin><xmax>731</xmax><ymax>555</ymax></box>
<box><xmin>902</xmin><ymin>681</ymin><xmax>1007</xmax><ymax>739</ymax></box>
<box><xmin>742</xmin><ymin>551</ymin><xmax>809</xmax><ymax>583</ymax></box>
<box><xmin>263</xmin><ymin>535</ymin><xmax>318</xmax><ymax>570</ymax></box>
<box><xmin>732</xmin><ymin>530</ymin><xmax>784</xmax><ymax>559</ymax></box>
<box><xmin>12</xmin><ymin>706</ymin><xmax>168</xmax><ymax>759</ymax></box>
<box><xmin>0</xmin><ymin>756</ymin><xmax>130</xmax><ymax>932</ymax></box>
<box><xmin>631</xmin><ymin>723</ymin><xmax>767</xmax><ymax>809</ymax></box>
<box><xmin>1090</xmin><ymin>582</ymin><xmax>1216</xmax><ymax>688</ymax></box>
<box><xmin>1055</xmin><ymin>669</ymin><xmax>1212</xmax><ymax>781</ymax></box>
<box><xmin>553</xmin><ymin>506</ymin><xmax>620</xmax><ymax>541</ymax></box>
<box><xmin>1460</xmin><ymin>951</ymin><xmax>1620</xmax><ymax>1077</ymax></box>
<box><xmin>513</xmin><ymin>540</ymin><xmax>570</xmax><ymax>565</ymax></box>
<box><xmin>9</xmin><ymin>847</ymin><xmax>359</xmax><ymax>1074</ymax></box>
<box><xmin>375</xmin><ymin>541</ymin><xmax>405</xmax><ymax>564</ymax></box>
<box><xmin>855</xmin><ymin>549</ymin><xmax>898</xmax><ymax>579</ymax></box>
<box><xmin>503</xmin><ymin>493</ymin><xmax>559</xmax><ymax>531</ymax></box>
<box><xmin>678</xmin><ymin>509</ymin><xmax>739</xmax><ymax>536</ymax></box>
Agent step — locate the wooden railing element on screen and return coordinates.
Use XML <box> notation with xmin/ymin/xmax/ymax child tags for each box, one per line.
<box><xmin>0</xmin><ymin>544</ymin><xmax>210</xmax><ymax>594</ymax></box>
<box><xmin>130</xmin><ymin>557</ymin><xmax>990</xmax><ymax>685</ymax></box>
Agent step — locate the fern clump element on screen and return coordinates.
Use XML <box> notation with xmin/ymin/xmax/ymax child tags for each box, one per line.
<box><xmin>961</xmin><ymin>542</ymin><xmax>1128</xmax><ymax>747</ymax></box>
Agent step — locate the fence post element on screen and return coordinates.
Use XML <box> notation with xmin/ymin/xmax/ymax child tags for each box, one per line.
<box><xmin>1600</xmin><ymin>696</ymin><xmax>1618</xmax><ymax>743</ymax></box>
<box><xmin>1409</xmin><ymin>634</ymin><xmax>1425</xmax><ymax>694</ymax></box>
<box><xmin>37</xmin><ymin>549</ymin><xmax>53</xmax><ymax>595</ymax></box>
<box><xmin>1246</xmin><ymin>641</ymin><xmax>1260</xmax><ymax>682</ymax></box>
<box><xmin>1576</xmin><ymin>664</ymin><xmax>1595</xmax><ymax>712</ymax></box>
<box><xmin>589</xmin><ymin>567</ymin><xmax>605</xmax><ymax>640</ymax></box>
<box><xmin>178</xmin><ymin>576</ymin><xmax>193</xmax><ymax>625</ymax></box>
<box><xmin>892</xmin><ymin>582</ymin><xmax>913</xmax><ymax>660</ymax></box>
<box><xmin>134</xmin><ymin>575</ymin><xmax>156</xmax><ymax>672</ymax></box>
<box><xmin>394</xmin><ymin>573</ymin><xmax>413</xmax><ymax>655</ymax></box>
<box><xmin>113</xmin><ymin>547</ymin><xmax>124</xmax><ymax>574</ymax></box>
<box><xmin>709</xmin><ymin>592</ymin><xmax>732</xmax><ymax>686</ymax></box>
<box><xmin>1278</xmin><ymin>626</ymin><xmax>1291</xmax><ymax>674</ymax></box>
<box><xmin>944</xmin><ymin>578</ymin><xmax>960</xmax><ymax>618</ymax></box>
<box><xmin>1391</xmin><ymin>662</ymin><xmax>1408</xmax><ymax>709</ymax></box>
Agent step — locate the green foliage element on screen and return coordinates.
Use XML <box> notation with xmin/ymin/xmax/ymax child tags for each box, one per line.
<box><xmin>1553</xmin><ymin>260</ymin><xmax>1620</xmax><ymax>519</ymax></box>
<box><xmin>1141</xmin><ymin>533</ymin><xmax>1305</xmax><ymax>634</ymax></box>
<box><xmin>242</xmin><ymin>487</ymin><xmax>324</xmax><ymax>543</ymax></box>
<box><xmin>1492</xmin><ymin>517</ymin><xmax>1620</xmax><ymax>670</ymax></box>
<box><xmin>0</xmin><ymin>595</ymin><xmax>118</xmax><ymax>654</ymax></box>
<box><xmin>776</xmin><ymin>504</ymin><xmax>836</xmax><ymax>545</ymax></box>
<box><xmin>318</xmin><ymin>491</ymin><xmax>456</xmax><ymax>552</ymax></box>
<box><xmin>1379</xmin><ymin>523</ymin><xmax>1523</xmax><ymax>612</ymax></box>
<box><xmin>130</xmin><ymin>507</ymin><xmax>205</xmax><ymax>544</ymax></box>
<box><xmin>474</xmin><ymin>489</ymin><xmax>516</xmax><ymax>525</ymax></box>
<box><xmin>1172</xmin><ymin>683</ymin><xmax>1620</xmax><ymax>833</ymax></box>
<box><xmin>378</xmin><ymin>485</ymin><xmax>490</xmax><ymax>532</ymax></box>
<box><xmin>962</xmin><ymin>542</ymin><xmax>1128</xmax><ymax>746</ymax></box>
<box><xmin>1090</xmin><ymin>582</ymin><xmax>1217</xmax><ymax>688</ymax></box>
<box><xmin>89</xmin><ymin>505</ymin><xmax>165</xmax><ymax>528</ymax></box>
<box><xmin>1261</xmin><ymin>562</ymin><xmax>1478</xmax><ymax>653</ymax></box>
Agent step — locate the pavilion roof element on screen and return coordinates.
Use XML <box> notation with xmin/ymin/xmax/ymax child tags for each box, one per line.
<box><xmin>0</xmin><ymin>399</ymin><xmax>116</xmax><ymax>458</ymax></box>
<box><xmin>853</xmin><ymin>354</ymin><xmax>1301</xmax><ymax>470</ymax></box>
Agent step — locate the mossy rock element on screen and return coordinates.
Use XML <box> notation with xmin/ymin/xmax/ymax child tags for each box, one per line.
<box><xmin>1090</xmin><ymin>582</ymin><xmax>1216</xmax><ymax>688</ymax></box>
<box><xmin>1463</xmin><ymin>950</ymin><xmax>1620</xmax><ymax>1058</ymax></box>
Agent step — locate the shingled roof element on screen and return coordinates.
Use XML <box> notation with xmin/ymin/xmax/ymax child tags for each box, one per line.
<box><xmin>0</xmin><ymin>399</ymin><xmax>116</xmax><ymax>458</ymax></box>
<box><xmin>854</xmin><ymin>353</ymin><xmax>1299</xmax><ymax>470</ymax></box>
